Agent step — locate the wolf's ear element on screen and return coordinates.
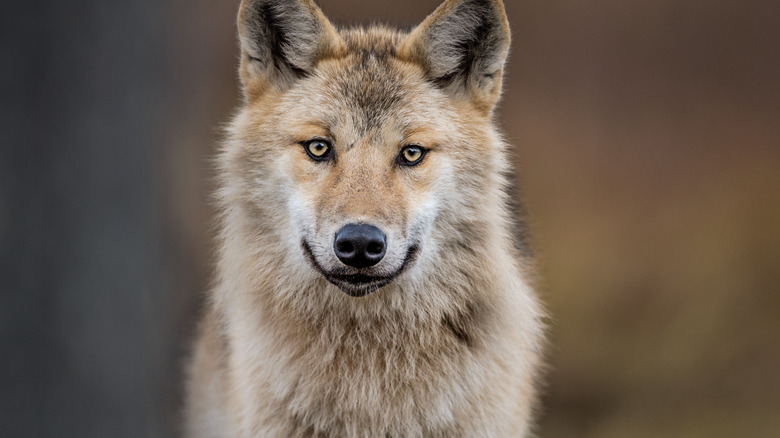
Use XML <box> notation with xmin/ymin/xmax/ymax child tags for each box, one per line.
<box><xmin>399</xmin><ymin>0</ymin><xmax>511</xmax><ymax>113</ymax></box>
<box><xmin>237</xmin><ymin>0</ymin><xmax>344</xmax><ymax>98</ymax></box>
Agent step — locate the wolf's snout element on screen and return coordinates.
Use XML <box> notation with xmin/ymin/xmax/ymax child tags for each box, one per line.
<box><xmin>334</xmin><ymin>224</ymin><xmax>386</xmax><ymax>268</ymax></box>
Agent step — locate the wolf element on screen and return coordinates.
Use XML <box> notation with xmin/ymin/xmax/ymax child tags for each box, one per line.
<box><xmin>185</xmin><ymin>0</ymin><xmax>545</xmax><ymax>436</ymax></box>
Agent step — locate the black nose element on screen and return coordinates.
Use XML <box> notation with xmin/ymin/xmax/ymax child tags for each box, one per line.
<box><xmin>333</xmin><ymin>224</ymin><xmax>387</xmax><ymax>268</ymax></box>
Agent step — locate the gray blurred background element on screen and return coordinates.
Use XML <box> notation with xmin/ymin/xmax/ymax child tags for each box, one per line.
<box><xmin>1</xmin><ymin>0</ymin><xmax>778</xmax><ymax>437</ymax></box>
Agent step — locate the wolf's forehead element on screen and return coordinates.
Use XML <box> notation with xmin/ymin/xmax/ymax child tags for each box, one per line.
<box><xmin>332</xmin><ymin>59</ymin><xmax>406</xmax><ymax>126</ymax></box>
<box><xmin>315</xmin><ymin>27</ymin><xmax>422</xmax><ymax>132</ymax></box>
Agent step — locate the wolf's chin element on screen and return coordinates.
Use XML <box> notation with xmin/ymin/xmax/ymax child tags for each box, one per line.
<box><xmin>301</xmin><ymin>240</ymin><xmax>420</xmax><ymax>297</ymax></box>
<box><xmin>329</xmin><ymin>279</ymin><xmax>386</xmax><ymax>298</ymax></box>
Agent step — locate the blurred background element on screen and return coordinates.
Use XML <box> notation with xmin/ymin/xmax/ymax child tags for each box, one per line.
<box><xmin>1</xmin><ymin>0</ymin><xmax>778</xmax><ymax>436</ymax></box>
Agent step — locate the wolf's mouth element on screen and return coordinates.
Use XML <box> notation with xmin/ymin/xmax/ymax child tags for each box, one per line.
<box><xmin>301</xmin><ymin>241</ymin><xmax>420</xmax><ymax>297</ymax></box>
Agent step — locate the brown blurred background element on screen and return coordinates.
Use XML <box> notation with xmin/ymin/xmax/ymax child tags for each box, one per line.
<box><xmin>1</xmin><ymin>0</ymin><xmax>778</xmax><ymax>437</ymax></box>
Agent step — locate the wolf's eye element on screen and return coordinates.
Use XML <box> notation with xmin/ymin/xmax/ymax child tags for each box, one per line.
<box><xmin>303</xmin><ymin>139</ymin><xmax>332</xmax><ymax>161</ymax></box>
<box><xmin>398</xmin><ymin>145</ymin><xmax>427</xmax><ymax>166</ymax></box>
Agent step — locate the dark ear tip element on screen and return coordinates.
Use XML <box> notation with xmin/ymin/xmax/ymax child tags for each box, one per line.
<box><xmin>397</xmin><ymin>0</ymin><xmax>511</xmax><ymax>111</ymax></box>
<box><xmin>237</xmin><ymin>0</ymin><xmax>343</xmax><ymax>94</ymax></box>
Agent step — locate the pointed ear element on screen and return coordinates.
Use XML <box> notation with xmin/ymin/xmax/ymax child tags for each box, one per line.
<box><xmin>399</xmin><ymin>0</ymin><xmax>511</xmax><ymax>113</ymax></box>
<box><xmin>237</xmin><ymin>0</ymin><xmax>344</xmax><ymax>98</ymax></box>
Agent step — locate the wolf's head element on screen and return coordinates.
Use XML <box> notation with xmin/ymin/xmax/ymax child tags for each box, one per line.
<box><xmin>221</xmin><ymin>0</ymin><xmax>514</xmax><ymax>298</ymax></box>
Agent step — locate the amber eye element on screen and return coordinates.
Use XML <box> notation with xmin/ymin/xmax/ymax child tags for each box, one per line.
<box><xmin>303</xmin><ymin>139</ymin><xmax>332</xmax><ymax>161</ymax></box>
<box><xmin>398</xmin><ymin>145</ymin><xmax>427</xmax><ymax>166</ymax></box>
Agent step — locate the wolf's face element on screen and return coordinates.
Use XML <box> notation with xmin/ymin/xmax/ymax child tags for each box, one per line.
<box><xmin>258</xmin><ymin>46</ymin><xmax>462</xmax><ymax>296</ymax></box>
<box><xmin>228</xmin><ymin>0</ymin><xmax>511</xmax><ymax>297</ymax></box>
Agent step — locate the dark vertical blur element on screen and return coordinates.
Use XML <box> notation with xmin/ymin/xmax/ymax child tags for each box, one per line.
<box><xmin>1</xmin><ymin>1</ymin><xmax>778</xmax><ymax>437</ymax></box>
<box><xmin>0</xmin><ymin>0</ymin><xmax>236</xmax><ymax>436</ymax></box>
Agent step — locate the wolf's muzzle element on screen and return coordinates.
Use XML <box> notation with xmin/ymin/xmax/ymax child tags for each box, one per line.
<box><xmin>301</xmin><ymin>238</ymin><xmax>420</xmax><ymax>298</ymax></box>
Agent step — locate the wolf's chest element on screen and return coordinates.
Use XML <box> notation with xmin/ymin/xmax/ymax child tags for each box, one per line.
<box><xmin>257</xmin><ymin>322</ymin><xmax>478</xmax><ymax>437</ymax></box>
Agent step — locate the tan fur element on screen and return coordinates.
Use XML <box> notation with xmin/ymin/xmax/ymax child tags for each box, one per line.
<box><xmin>186</xmin><ymin>1</ymin><xmax>545</xmax><ymax>436</ymax></box>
